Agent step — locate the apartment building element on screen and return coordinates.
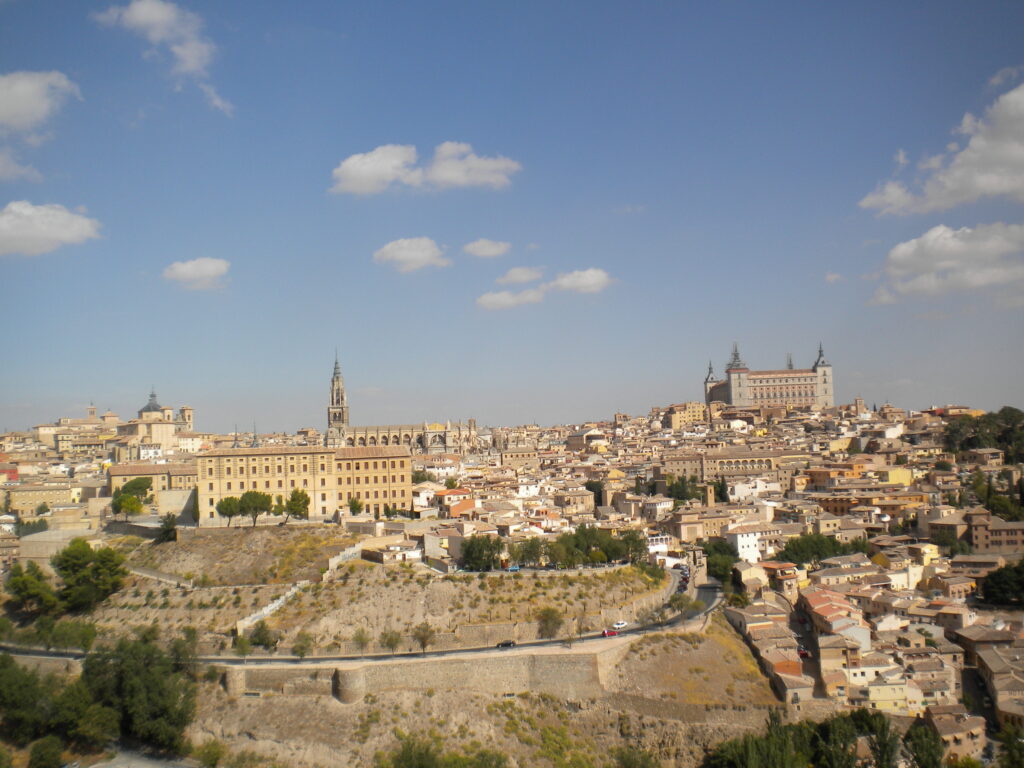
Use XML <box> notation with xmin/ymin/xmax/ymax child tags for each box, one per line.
<box><xmin>196</xmin><ymin>445</ymin><xmax>413</xmax><ymax>525</ymax></box>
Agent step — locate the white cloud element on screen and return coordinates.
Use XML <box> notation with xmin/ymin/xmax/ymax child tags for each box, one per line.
<box><xmin>0</xmin><ymin>148</ymin><xmax>41</xmax><ymax>182</ymax></box>
<box><xmin>496</xmin><ymin>266</ymin><xmax>543</xmax><ymax>285</ymax></box>
<box><xmin>372</xmin><ymin>237</ymin><xmax>450</xmax><ymax>273</ymax></box>
<box><xmin>547</xmin><ymin>268</ymin><xmax>613</xmax><ymax>294</ymax></box>
<box><xmin>872</xmin><ymin>222</ymin><xmax>1024</xmax><ymax>303</ymax></box>
<box><xmin>824</xmin><ymin>272</ymin><xmax>843</xmax><ymax>284</ymax></box>
<box><xmin>0</xmin><ymin>71</ymin><xmax>81</xmax><ymax>134</ymax></box>
<box><xmin>990</xmin><ymin>66</ymin><xmax>1021</xmax><ymax>88</ymax></box>
<box><xmin>477</xmin><ymin>267</ymin><xmax>613</xmax><ymax>310</ymax></box>
<box><xmin>329</xmin><ymin>144</ymin><xmax>421</xmax><ymax>195</ymax></box>
<box><xmin>463</xmin><ymin>238</ymin><xmax>511</xmax><ymax>258</ymax></box>
<box><xmin>96</xmin><ymin>0</ymin><xmax>232</xmax><ymax>115</ymax></box>
<box><xmin>424</xmin><ymin>141</ymin><xmax>521</xmax><ymax>189</ymax></box>
<box><xmin>0</xmin><ymin>200</ymin><xmax>100</xmax><ymax>257</ymax></box>
<box><xmin>330</xmin><ymin>141</ymin><xmax>520</xmax><ymax>195</ymax></box>
<box><xmin>860</xmin><ymin>82</ymin><xmax>1024</xmax><ymax>214</ymax></box>
<box><xmin>894</xmin><ymin>149</ymin><xmax>907</xmax><ymax>167</ymax></box>
<box><xmin>197</xmin><ymin>83</ymin><xmax>233</xmax><ymax>116</ymax></box>
<box><xmin>476</xmin><ymin>288</ymin><xmax>546</xmax><ymax>310</ymax></box>
<box><xmin>162</xmin><ymin>256</ymin><xmax>229</xmax><ymax>290</ymax></box>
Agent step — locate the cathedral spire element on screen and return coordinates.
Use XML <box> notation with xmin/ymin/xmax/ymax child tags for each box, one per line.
<box><xmin>786</xmin><ymin>352</ymin><xmax>794</xmax><ymax>370</ymax></box>
<box><xmin>704</xmin><ymin>360</ymin><xmax>716</xmax><ymax>383</ymax></box>
<box><xmin>726</xmin><ymin>342</ymin><xmax>746</xmax><ymax>370</ymax></box>
<box><xmin>813</xmin><ymin>342</ymin><xmax>830</xmax><ymax>369</ymax></box>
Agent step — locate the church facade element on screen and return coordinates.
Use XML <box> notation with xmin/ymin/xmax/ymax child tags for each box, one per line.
<box><xmin>704</xmin><ymin>344</ymin><xmax>834</xmax><ymax>410</ymax></box>
<box><xmin>324</xmin><ymin>357</ymin><xmax>478</xmax><ymax>454</ymax></box>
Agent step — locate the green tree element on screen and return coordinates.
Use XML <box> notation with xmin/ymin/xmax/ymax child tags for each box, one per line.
<box><xmin>51</xmin><ymin>538</ymin><xmax>127</xmax><ymax>613</ymax></box>
<box><xmin>216</xmin><ymin>496</ymin><xmax>240</xmax><ymax>527</ymax></box>
<box><xmin>0</xmin><ymin>746</ymin><xmax>11</xmax><ymax>768</ymax></box>
<box><xmin>238</xmin><ymin>490</ymin><xmax>272</xmax><ymax>527</ymax></box>
<box><xmin>611</xmin><ymin>746</ymin><xmax>661</xmax><ymax>768</ymax></box>
<box><xmin>411</xmin><ymin>622</ymin><xmax>436</xmax><ymax>654</ymax></box>
<box><xmin>379</xmin><ymin>629</ymin><xmax>402</xmax><ymax>655</ymax></box>
<box><xmin>35</xmin><ymin>502</ymin><xmax>50</xmax><ymax>516</ymax></box>
<box><xmin>119</xmin><ymin>477</ymin><xmax>153</xmax><ymax>500</ymax></box>
<box><xmin>82</xmin><ymin>634</ymin><xmax>196</xmax><ymax>753</ymax></box>
<box><xmin>867</xmin><ymin>713</ymin><xmax>901</xmax><ymax>768</ymax></box>
<box><xmin>935</xmin><ymin>459</ymin><xmax>954</xmax><ymax>471</ymax></box>
<box><xmin>233</xmin><ymin>635</ymin><xmax>252</xmax><ymax>659</ymax></box>
<box><xmin>28</xmin><ymin>735</ymin><xmax>63</xmax><ymax>768</ymax></box>
<box><xmin>249</xmin><ymin>620</ymin><xmax>278</xmax><ymax>650</ymax></box>
<box><xmin>904</xmin><ymin>719</ymin><xmax>943</xmax><ymax>768</ymax></box>
<box><xmin>169</xmin><ymin>627</ymin><xmax>198</xmax><ymax>679</ymax></box>
<box><xmin>411</xmin><ymin>469</ymin><xmax>437</xmax><ymax>484</ymax></box>
<box><xmin>461</xmin><ymin>534</ymin><xmax>504</xmax><ymax>571</ymax></box>
<box><xmin>4</xmin><ymin>561</ymin><xmax>59</xmax><ymax>614</ymax></box>
<box><xmin>620</xmin><ymin>530</ymin><xmax>649</xmax><ymax>565</ymax></box>
<box><xmin>715</xmin><ymin>478</ymin><xmax>729</xmax><ymax>503</ymax></box>
<box><xmin>116</xmin><ymin>493</ymin><xmax>144</xmax><ymax>518</ymax></box>
<box><xmin>348</xmin><ymin>497</ymin><xmax>364</xmax><ymax>515</ymax></box>
<box><xmin>0</xmin><ymin>653</ymin><xmax>59</xmax><ymax>744</ymax></box>
<box><xmin>194</xmin><ymin>740</ymin><xmax>228</xmax><ymax>768</ymax></box>
<box><xmin>584</xmin><ymin>479</ymin><xmax>604</xmax><ymax>503</ymax></box>
<box><xmin>282</xmin><ymin>488</ymin><xmax>310</xmax><ymax>524</ymax></box>
<box><xmin>292</xmin><ymin>632</ymin><xmax>313</xmax><ymax>659</ymax></box>
<box><xmin>155</xmin><ymin>513</ymin><xmax>177</xmax><ymax>543</ymax></box>
<box><xmin>998</xmin><ymin>724</ymin><xmax>1024</xmax><ymax>768</ymax></box>
<box><xmin>444</xmin><ymin>477</ymin><xmax>459</xmax><ymax>489</ymax></box>
<box><xmin>352</xmin><ymin>627</ymin><xmax>371</xmax><ymax>656</ymax></box>
<box><xmin>669</xmin><ymin>593</ymin><xmax>692</xmax><ymax>614</ymax></box>
<box><xmin>536</xmin><ymin>607</ymin><xmax>563</xmax><ymax>639</ymax></box>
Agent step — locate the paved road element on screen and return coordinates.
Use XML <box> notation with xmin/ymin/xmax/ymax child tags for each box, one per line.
<box><xmin>96</xmin><ymin>751</ymin><xmax>191</xmax><ymax>768</ymax></box>
<box><xmin>3</xmin><ymin>569</ymin><xmax>719</xmax><ymax>668</ymax></box>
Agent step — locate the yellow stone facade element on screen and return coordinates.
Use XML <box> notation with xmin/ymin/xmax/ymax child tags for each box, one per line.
<box><xmin>196</xmin><ymin>445</ymin><xmax>413</xmax><ymax>525</ymax></box>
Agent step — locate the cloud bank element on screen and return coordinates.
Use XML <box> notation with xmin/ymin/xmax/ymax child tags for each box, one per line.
<box><xmin>860</xmin><ymin>82</ymin><xmax>1024</xmax><ymax>215</ymax></box>
<box><xmin>331</xmin><ymin>142</ymin><xmax>521</xmax><ymax>195</ymax></box>
<box><xmin>872</xmin><ymin>222</ymin><xmax>1024</xmax><ymax>304</ymax></box>
<box><xmin>496</xmin><ymin>266</ymin><xmax>543</xmax><ymax>285</ymax></box>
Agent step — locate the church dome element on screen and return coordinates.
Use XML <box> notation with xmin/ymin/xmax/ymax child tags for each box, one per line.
<box><xmin>139</xmin><ymin>390</ymin><xmax>163</xmax><ymax>413</ymax></box>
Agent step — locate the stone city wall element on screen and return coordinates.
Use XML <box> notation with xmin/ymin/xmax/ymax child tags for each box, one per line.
<box><xmin>225</xmin><ymin>651</ymin><xmax>607</xmax><ymax>704</ymax></box>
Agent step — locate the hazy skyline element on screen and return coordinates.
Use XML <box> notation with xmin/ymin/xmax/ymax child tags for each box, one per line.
<box><xmin>3</xmin><ymin>1</ymin><xmax>1023</xmax><ymax>433</ymax></box>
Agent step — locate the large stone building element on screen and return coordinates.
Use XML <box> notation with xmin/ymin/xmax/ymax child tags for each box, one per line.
<box><xmin>115</xmin><ymin>391</ymin><xmax>195</xmax><ymax>450</ymax></box>
<box><xmin>196</xmin><ymin>445</ymin><xmax>414</xmax><ymax>524</ymax></box>
<box><xmin>323</xmin><ymin>357</ymin><xmax>478</xmax><ymax>454</ymax></box>
<box><xmin>704</xmin><ymin>344</ymin><xmax>834</xmax><ymax>410</ymax></box>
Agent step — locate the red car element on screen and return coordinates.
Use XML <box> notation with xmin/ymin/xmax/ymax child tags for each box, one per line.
<box><xmin>601</xmin><ymin>629</ymin><xmax>619</xmax><ymax>637</ymax></box>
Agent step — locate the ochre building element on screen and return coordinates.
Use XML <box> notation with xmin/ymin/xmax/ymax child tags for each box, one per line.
<box><xmin>196</xmin><ymin>445</ymin><xmax>413</xmax><ymax>525</ymax></box>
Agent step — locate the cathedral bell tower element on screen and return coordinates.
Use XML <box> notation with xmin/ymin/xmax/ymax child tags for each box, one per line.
<box><xmin>326</xmin><ymin>354</ymin><xmax>349</xmax><ymax>447</ymax></box>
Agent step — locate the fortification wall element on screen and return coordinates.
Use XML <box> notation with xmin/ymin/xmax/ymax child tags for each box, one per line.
<box><xmin>225</xmin><ymin>651</ymin><xmax>607</xmax><ymax>703</ymax></box>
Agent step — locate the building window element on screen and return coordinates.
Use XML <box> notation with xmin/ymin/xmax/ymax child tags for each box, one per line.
<box><xmin>226</xmin><ymin>482</ymin><xmax>232</xmax><ymax>490</ymax></box>
<box><xmin>321</xmin><ymin>493</ymin><xmax>326</xmax><ymax>502</ymax></box>
<box><xmin>278</xmin><ymin>480</ymin><xmax>283</xmax><ymax>488</ymax></box>
<box><xmin>208</xmin><ymin>483</ymin><xmax>213</xmax><ymax>491</ymax></box>
<box><xmin>320</xmin><ymin>478</ymin><xmax>325</xmax><ymax>486</ymax></box>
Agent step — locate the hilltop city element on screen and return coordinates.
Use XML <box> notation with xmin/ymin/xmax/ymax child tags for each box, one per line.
<box><xmin>2</xmin><ymin>346</ymin><xmax>1023</xmax><ymax>768</ymax></box>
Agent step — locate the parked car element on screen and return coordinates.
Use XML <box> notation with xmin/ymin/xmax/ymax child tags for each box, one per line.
<box><xmin>505</xmin><ymin>565</ymin><xmax>521</xmax><ymax>572</ymax></box>
<box><xmin>612</xmin><ymin>620</ymin><xmax>628</xmax><ymax>630</ymax></box>
<box><xmin>797</xmin><ymin>646</ymin><xmax>810</xmax><ymax>659</ymax></box>
<box><xmin>601</xmin><ymin>629</ymin><xmax>619</xmax><ymax>637</ymax></box>
<box><xmin>496</xmin><ymin>640</ymin><xmax>516</xmax><ymax>648</ymax></box>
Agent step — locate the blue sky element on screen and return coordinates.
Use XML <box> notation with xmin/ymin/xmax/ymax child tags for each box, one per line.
<box><xmin>2</xmin><ymin>1</ymin><xmax>1023</xmax><ymax>433</ymax></box>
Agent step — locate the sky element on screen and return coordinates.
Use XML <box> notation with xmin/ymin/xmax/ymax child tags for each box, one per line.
<box><xmin>2</xmin><ymin>1</ymin><xmax>1024</xmax><ymax>434</ymax></box>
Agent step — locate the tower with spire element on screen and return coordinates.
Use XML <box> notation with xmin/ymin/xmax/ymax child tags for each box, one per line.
<box><xmin>325</xmin><ymin>353</ymin><xmax>350</xmax><ymax>447</ymax></box>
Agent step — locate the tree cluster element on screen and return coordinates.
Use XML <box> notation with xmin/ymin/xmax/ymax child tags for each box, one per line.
<box><xmin>0</xmin><ymin>628</ymin><xmax>195</xmax><ymax>755</ymax></box>
<box><xmin>944</xmin><ymin>406</ymin><xmax>1024</xmax><ymax>464</ymax></box>
<box><xmin>702</xmin><ymin>540</ymin><xmax>739</xmax><ymax>582</ymax></box>
<box><xmin>217</xmin><ymin>488</ymin><xmax>309</xmax><ymax>527</ymax></box>
<box><xmin>775</xmin><ymin>534</ymin><xmax>869</xmax><ymax>567</ymax></box>
<box><xmin>4</xmin><ymin>538</ymin><xmax>127</xmax><ymax>615</ymax></box>
<box><xmin>112</xmin><ymin>477</ymin><xmax>152</xmax><ymax>518</ymax></box>
<box><xmin>703</xmin><ymin>708</ymin><xmax>941</xmax><ymax>768</ymax></box>
<box><xmin>980</xmin><ymin>560</ymin><xmax>1024</xmax><ymax>606</ymax></box>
